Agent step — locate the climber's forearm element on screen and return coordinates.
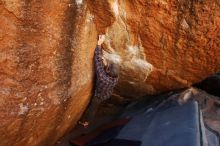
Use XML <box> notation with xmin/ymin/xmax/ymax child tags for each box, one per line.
<box><xmin>94</xmin><ymin>35</ymin><xmax>107</xmax><ymax>78</ymax></box>
<box><xmin>94</xmin><ymin>46</ymin><xmax>105</xmax><ymax>75</ymax></box>
<box><xmin>97</xmin><ymin>35</ymin><xmax>105</xmax><ymax>45</ymax></box>
<box><xmin>95</xmin><ymin>45</ymin><xmax>103</xmax><ymax>62</ymax></box>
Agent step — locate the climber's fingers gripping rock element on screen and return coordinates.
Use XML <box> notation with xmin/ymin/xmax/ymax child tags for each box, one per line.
<box><xmin>98</xmin><ymin>35</ymin><xmax>105</xmax><ymax>46</ymax></box>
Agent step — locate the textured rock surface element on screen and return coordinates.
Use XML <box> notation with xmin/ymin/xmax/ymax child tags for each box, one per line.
<box><xmin>100</xmin><ymin>0</ymin><xmax>220</xmax><ymax>97</ymax></box>
<box><xmin>0</xmin><ymin>0</ymin><xmax>219</xmax><ymax>145</ymax></box>
<box><xmin>0</xmin><ymin>0</ymin><xmax>96</xmax><ymax>145</ymax></box>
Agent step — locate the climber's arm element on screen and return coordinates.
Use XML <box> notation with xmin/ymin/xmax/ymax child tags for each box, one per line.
<box><xmin>94</xmin><ymin>46</ymin><xmax>106</xmax><ymax>78</ymax></box>
<box><xmin>94</xmin><ymin>35</ymin><xmax>106</xmax><ymax>78</ymax></box>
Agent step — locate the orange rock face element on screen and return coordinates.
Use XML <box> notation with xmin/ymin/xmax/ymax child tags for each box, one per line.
<box><xmin>99</xmin><ymin>0</ymin><xmax>220</xmax><ymax>97</ymax></box>
<box><xmin>0</xmin><ymin>0</ymin><xmax>219</xmax><ymax>145</ymax></box>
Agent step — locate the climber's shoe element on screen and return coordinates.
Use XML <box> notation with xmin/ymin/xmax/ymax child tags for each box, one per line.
<box><xmin>78</xmin><ymin>121</ymin><xmax>89</xmax><ymax>128</ymax></box>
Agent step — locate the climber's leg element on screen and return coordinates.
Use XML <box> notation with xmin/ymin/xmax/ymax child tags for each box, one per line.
<box><xmin>78</xmin><ymin>97</ymin><xmax>101</xmax><ymax>128</ymax></box>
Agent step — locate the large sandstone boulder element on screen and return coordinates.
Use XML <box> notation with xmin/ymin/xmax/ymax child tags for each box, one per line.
<box><xmin>98</xmin><ymin>0</ymin><xmax>220</xmax><ymax>97</ymax></box>
<box><xmin>0</xmin><ymin>0</ymin><xmax>219</xmax><ymax>145</ymax></box>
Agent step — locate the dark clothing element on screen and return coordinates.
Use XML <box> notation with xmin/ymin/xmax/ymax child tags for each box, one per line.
<box><xmin>81</xmin><ymin>46</ymin><xmax>118</xmax><ymax>122</ymax></box>
<box><xmin>94</xmin><ymin>45</ymin><xmax>118</xmax><ymax>102</ymax></box>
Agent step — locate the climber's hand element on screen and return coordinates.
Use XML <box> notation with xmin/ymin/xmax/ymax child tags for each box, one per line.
<box><xmin>98</xmin><ymin>35</ymin><xmax>105</xmax><ymax>45</ymax></box>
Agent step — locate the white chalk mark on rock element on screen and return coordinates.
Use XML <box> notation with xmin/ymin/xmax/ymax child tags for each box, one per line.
<box><xmin>126</xmin><ymin>45</ymin><xmax>154</xmax><ymax>80</ymax></box>
<box><xmin>112</xmin><ymin>0</ymin><xmax>119</xmax><ymax>16</ymax></box>
<box><xmin>181</xmin><ymin>18</ymin><xmax>189</xmax><ymax>29</ymax></box>
<box><xmin>87</xmin><ymin>14</ymin><xmax>94</xmax><ymax>22</ymax></box>
<box><xmin>131</xmin><ymin>58</ymin><xmax>153</xmax><ymax>72</ymax></box>
<box><xmin>103</xmin><ymin>52</ymin><xmax>122</xmax><ymax>64</ymax></box>
<box><xmin>129</xmin><ymin>81</ymin><xmax>135</xmax><ymax>85</ymax></box>
<box><xmin>75</xmin><ymin>0</ymin><xmax>83</xmax><ymax>7</ymax></box>
<box><xmin>127</xmin><ymin>45</ymin><xmax>139</xmax><ymax>56</ymax></box>
<box><xmin>18</xmin><ymin>103</ymin><xmax>28</xmax><ymax>115</ymax></box>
